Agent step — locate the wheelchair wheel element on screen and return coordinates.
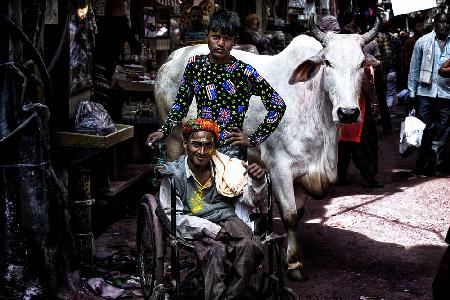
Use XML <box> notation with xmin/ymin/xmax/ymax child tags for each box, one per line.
<box><xmin>277</xmin><ymin>287</ymin><xmax>299</xmax><ymax>300</ymax></box>
<box><xmin>137</xmin><ymin>200</ymin><xmax>163</xmax><ymax>299</ymax></box>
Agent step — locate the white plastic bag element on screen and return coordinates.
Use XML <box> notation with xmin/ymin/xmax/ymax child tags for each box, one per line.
<box><xmin>399</xmin><ymin>114</ymin><xmax>426</xmax><ymax>157</ymax></box>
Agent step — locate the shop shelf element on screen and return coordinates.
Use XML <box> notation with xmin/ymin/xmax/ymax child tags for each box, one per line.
<box><xmin>53</xmin><ymin>124</ymin><xmax>134</xmax><ymax>149</ymax></box>
<box><xmin>99</xmin><ymin>163</ymin><xmax>153</xmax><ymax>197</ymax></box>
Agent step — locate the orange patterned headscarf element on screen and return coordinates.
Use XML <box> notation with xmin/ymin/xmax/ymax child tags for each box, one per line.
<box><xmin>182</xmin><ymin>118</ymin><xmax>220</xmax><ymax>141</ymax></box>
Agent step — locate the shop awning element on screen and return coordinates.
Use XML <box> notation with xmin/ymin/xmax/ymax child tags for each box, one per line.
<box><xmin>391</xmin><ymin>0</ymin><xmax>437</xmax><ymax>16</ymax></box>
<box><xmin>156</xmin><ymin>0</ymin><xmax>179</xmax><ymax>6</ymax></box>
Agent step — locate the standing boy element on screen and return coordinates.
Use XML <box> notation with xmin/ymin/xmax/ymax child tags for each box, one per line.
<box><xmin>147</xmin><ymin>9</ymin><xmax>286</xmax><ymax>160</ymax></box>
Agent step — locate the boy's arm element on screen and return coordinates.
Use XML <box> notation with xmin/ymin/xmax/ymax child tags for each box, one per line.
<box><xmin>246</xmin><ymin>69</ymin><xmax>286</xmax><ymax>146</ymax></box>
<box><xmin>159</xmin><ymin>59</ymin><xmax>197</xmax><ymax>137</ymax></box>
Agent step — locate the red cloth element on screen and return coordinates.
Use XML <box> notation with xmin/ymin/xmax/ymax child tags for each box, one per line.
<box><xmin>339</xmin><ymin>95</ymin><xmax>366</xmax><ymax>143</ymax></box>
<box><xmin>182</xmin><ymin>118</ymin><xmax>220</xmax><ymax>140</ymax></box>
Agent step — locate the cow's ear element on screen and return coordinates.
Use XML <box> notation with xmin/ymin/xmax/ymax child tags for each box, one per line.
<box><xmin>289</xmin><ymin>56</ymin><xmax>323</xmax><ymax>84</ymax></box>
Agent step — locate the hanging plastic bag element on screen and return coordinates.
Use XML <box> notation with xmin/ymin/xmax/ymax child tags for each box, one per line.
<box><xmin>74</xmin><ymin>101</ymin><xmax>117</xmax><ymax>136</ymax></box>
<box><xmin>399</xmin><ymin>110</ymin><xmax>426</xmax><ymax>157</ymax></box>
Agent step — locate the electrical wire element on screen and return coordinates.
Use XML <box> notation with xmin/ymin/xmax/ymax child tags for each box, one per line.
<box><xmin>0</xmin><ymin>14</ymin><xmax>52</xmax><ymax>105</ymax></box>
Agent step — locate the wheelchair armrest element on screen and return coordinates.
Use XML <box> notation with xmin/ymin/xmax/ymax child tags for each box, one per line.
<box><xmin>154</xmin><ymin>203</ymin><xmax>195</xmax><ymax>249</ymax></box>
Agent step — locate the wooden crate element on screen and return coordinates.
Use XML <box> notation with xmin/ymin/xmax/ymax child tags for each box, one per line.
<box><xmin>53</xmin><ymin>124</ymin><xmax>134</xmax><ymax>149</ymax></box>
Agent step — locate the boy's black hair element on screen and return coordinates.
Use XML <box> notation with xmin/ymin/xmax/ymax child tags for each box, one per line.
<box><xmin>207</xmin><ymin>9</ymin><xmax>240</xmax><ymax>37</ymax></box>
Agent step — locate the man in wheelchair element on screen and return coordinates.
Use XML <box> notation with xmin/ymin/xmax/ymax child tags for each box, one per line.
<box><xmin>158</xmin><ymin>118</ymin><xmax>267</xmax><ymax>300</ymax></box>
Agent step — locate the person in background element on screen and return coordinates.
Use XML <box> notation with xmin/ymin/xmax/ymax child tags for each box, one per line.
<box><xmin>337</xmin><ymin>23</ymin><xmax>383</xmax><ymax>188</ymax></box>
<box><xmin>199</xmin><ymin>0</ymin><xmax>214</xmax><ymax>25</ymax></box>
<box><xmin>319</xmin><ymin>15</ymin><xmax>341</xmax><ymax>33</ymax></box>
<box><xmin>92</xmin><ymin>0</ymin><xmax>141</xmax><ymax>104</ymax></box>
<box><xmin>375</xmin><ymin>19</ymin><xmax>400</xmax><ymax>134</ymax></box>
<box><xmin>239</xmin><ymin>14</ymin><xmax>271</xmax><ymax>54</ymax></box>
<box><xmin>146</xmin><ymin>9</ymin><xmax>286</xmax><ymax>160</ymax></box>
<box><xmin>385</xmin><ymin>24</ymin><xmax>401</xmax><ymax>112</ymax></box>
<box><xmin>158</xmin><ymin>118</ymin><xmax>267</xmax><ymax>300</ymax></box>
<box><xmin>399</xmin><ymin>16</ymin><xmax>426</xmax><ymax>92</ymax></box>
<box><xmin>180</xmin><ymin>6</ymin><xmax>207</xmax><ymax>46</ymax></box>
<box><xmin>408</xmin><ymin>12</ymin><xmax>450</xmax><ymax>176</ymax></box>
<box><xmin>170</xmin><ymin>18</ymin><xmax>180</xmax><ymax>51</ymax></box>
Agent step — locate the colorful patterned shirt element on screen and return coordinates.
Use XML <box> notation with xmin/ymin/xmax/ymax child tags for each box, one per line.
<box><xmin>160</xmin><ymin>54</ymin><xmax>286</xmax><ymax>147</ymax></box>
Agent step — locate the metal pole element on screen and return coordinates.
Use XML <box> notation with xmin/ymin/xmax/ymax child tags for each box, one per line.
<box><xmin>1</xmin><ymin>1</ymin><xmax>24</xmax><ymax>297</ymax></box>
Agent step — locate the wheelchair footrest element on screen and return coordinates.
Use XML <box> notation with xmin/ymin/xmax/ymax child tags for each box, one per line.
<box><xmin>261</xmin><ymin>232</ymin><xmax>286</xmax><ymax>245</ymax></box>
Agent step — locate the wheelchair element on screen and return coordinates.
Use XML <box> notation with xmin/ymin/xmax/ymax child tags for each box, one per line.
<box><xmin>136</xmin><ymin>172</ymin><xmax>299</xmax><ymax>300</ymax></box>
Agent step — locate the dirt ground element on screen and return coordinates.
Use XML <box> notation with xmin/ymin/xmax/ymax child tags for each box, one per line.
<box><xmin>280</xmin><ymin>107</ymin><xmax>450</xmax><ymax>299</ymax></box>
<box><xmin>90</xmin><ymin>106</ymin><xmax>450</xmax><ymax>300</ymax></box>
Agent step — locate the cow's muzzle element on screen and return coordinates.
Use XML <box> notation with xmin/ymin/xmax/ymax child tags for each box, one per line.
<box><xmin>337</xmin><ymin>107</ymin><xmax>360</xmax><ymax>123</ymax></box>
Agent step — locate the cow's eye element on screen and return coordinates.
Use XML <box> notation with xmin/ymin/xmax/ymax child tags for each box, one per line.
<box><xmin>324</xmin><ymin>59</ymin><xmax>332</xmax><ymax>67</ymax></box>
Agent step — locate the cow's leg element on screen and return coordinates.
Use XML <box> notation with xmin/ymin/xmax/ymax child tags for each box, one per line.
<box><xmin>270</xmin><ymin>170</ymin><xmax>309</xmax><ymax>282</ymax></box>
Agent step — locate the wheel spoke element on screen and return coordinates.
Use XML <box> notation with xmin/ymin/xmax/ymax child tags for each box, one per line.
<box><xmin>137</xmin><ymin>202</ymin><xmax>157</xmax><ymax>298</ymax></box>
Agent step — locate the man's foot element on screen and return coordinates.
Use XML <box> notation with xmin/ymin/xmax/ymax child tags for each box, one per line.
<box><xmin>434</xmin><ymin>167</ymin><xmax>449</xmax><ymax>178</ymax></box>
<box><xmin>413</xmin><ymin>167</ymin><xmax>429</xmax><ymax>176</ymax></box>
<box><xmin>287</xmin><ymin>268</ymin><xmax>309</xmax><ymax>282</ymax></box>
<box><xmin>434</xmin><ymin>170</ymin><xmax>449</xmax><ymax>177</ymax></box>
<box><xmin>362</xmin><ymin>179</ymin><xmax>384</xmax><ymax>188</ymax></box>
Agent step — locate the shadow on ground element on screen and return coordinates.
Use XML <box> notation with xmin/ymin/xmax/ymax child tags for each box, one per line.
<box><xmin>279</xmin><ymin>221</ymin><xmax>445</xmax><ymax>300</ymax></box>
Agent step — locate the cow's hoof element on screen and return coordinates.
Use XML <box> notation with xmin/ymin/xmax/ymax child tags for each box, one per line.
<box><xmin>287</xmin><ymin>268</ymin><xmax>309</xmax><ymax>282</ymax></box>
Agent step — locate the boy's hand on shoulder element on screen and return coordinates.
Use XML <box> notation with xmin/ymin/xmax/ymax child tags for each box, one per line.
<box><xmin>146</xmin><ymin>131</ymin><xmax>164</xmax><ymax>148</ymax></box>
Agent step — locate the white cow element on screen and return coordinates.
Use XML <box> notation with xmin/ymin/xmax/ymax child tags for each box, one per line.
<box><xmin>153</xmin><ymin>20</ymin><xmax>379</xmax><ymax>281</ymax></box>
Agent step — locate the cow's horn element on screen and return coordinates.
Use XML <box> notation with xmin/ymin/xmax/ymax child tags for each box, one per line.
<box><xmin>361</xmin><ymin>17</ymin><xmax>380</xmax><ymax>44</ymax></box>
<box><xmin>309</xmin><ymin>15</ymin><xmax>326</xmax><ymax>44</ymax></box>
<box><xmin>310</xmin><ymin>25</ymin><xmax>326</xmax><ymax>44</ymax></box>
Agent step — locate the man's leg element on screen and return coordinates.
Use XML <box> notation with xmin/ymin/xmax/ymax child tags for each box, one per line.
<box><xmin>416</xmin><ymin>95</ymin><xmax>436</xmax><ymax>171</ymax></box>
<box><xmin>354</xmin><ymin>106</ymin><xmax>382</xmax><ymax>186</ymax></box>
<box><xmin>386</xmin><ymin>71</ymin><xmax>397</xmax><ymax>109</ymax></box>
<box><xmin>432</xmin><ymin>98</ymin><xmax>450</xmax><ymax>173</ymax></box>
<box><xmin>194</xmin><ymin>237</ymin><xmax>227</xmax><ymax>300</ymax></box>
<box><xmin>219</xmin><ymin>216</ymin><xmax>264</xmax><ymax>300</ymax></box>
<box><xmin>337</xmin><ymin>141</ymin><xmax>354</xmax><ymax>185</ymax></box>
<box><xmin>375</xmin><ymin>67</ymin><xmax>392</xmax><ymax>134</ymax></box>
